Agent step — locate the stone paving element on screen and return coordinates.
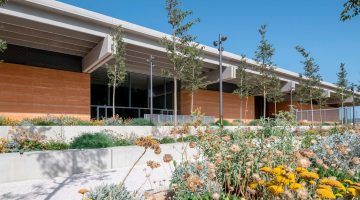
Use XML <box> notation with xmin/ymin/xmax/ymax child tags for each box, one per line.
<box><xmin>0</xmin><ymin>164</ymin><xmax>172</xmax><ymax>200</ymax></box>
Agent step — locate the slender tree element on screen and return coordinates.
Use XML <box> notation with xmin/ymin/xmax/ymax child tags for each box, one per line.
<box><xmin>233</xmin><ymin>56</ymin><xmax>254</xmax><ymax>123</ymax></box>
<box><xmin>181</xmin><ymin>43</ymin><xmax>209</xmax><ymax>113</ymax></box>
<box><xmin>162</xmin><ymin>0</ymin><xmax>199</xmax><ymax>125</ymax></box>
<box><xmin>295</xmin><ymin>46</ymin><xmax>322</xmax><ymax>125</ymax></box>
<box><xmin>0</xmin><ymin>0</ymin><xmax>7</xmax><ymax>54</ymax></box>
<box><xmin>340</xmin><ymin>0</ymin><xmax>360</xmax><ymax>21</ymax></box>
<box><xmin>315</xmin><ymin>87</ymin><xmax>327</xmax><ymax>124</ymax></box>
<box><xmin>336</xmin><ymin>63</ymin><xmax>350</xmax><ymax>125</ymax></box>
<box><xmin>107</xmin><ymin>26</ymin><xmax>127</xmax><ymax>118</ymax></box>
<box><xmin>295</xmin><ymin>76</ymin><xmax>308</xmax><ymax>121</ymax></box>
<box><xmin>267</xmin><ymin>75</ymin><xmax>284</xmax><ymax>117</ymax></box>
<box><xmin>254</xmin><ymin>25</ymin><xmax>276</xmax><ymax>119</ymax></box>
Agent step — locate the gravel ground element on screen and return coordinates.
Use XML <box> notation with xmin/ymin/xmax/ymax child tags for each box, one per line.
<box><xmin>0</xmin><ymin>164</ymin><xmax>173</xmax><ymax>200</ymax></box>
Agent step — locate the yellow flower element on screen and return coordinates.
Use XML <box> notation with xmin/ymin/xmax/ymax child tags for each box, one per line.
<box><xmin>289</xmin><ymin>183</ymin><xmax>303</xmax><ymax>191</ymax></box>
<box><xmin>320</xmin><ymin>178</ymin><xmax>346</xmax><ymax>191</ymax></box>
<box><xmin>267</xmin><ymin>185</ymin><xmax>284</xmax><ymax>194</ymax></box>
<box><xmin>260</xmin><ymin>167</ymin><xmax>272</xmax><ymax>173</ymax></box>
<box><xmin>309</xmin><ymin>180</ymin><xmax>316</xmax><ymax>185</ymax></box>
<box><xmin>298</xmin><ymin>171</ymin><xmax>319</xmax><ymax>180</ymax></box>
<box><xmin>272</xmin><ymin>167</ymin><xmax>285</xmax><ymax>176</ymax></box>
<box><xmin>249</xmin><ymin>182</ymin><xmax>258</xmax><ymax>189</ymax></box>
<box><xmin>318</xmin><ymin>184</ymin><xmax>332</xmax><ymax>191</ymax></box>
<box><xmin>344</xmin><ymin>179</ymin><xmax>353</xmax><ymax>185</ymax></box>
<box><xmin>275</xmin><ymin>175</ymin><xmax>289</xmax><ymax>185</ymax></box>
<box><xmin>287</xmin><ymin>173</ymin><xmax>296</xmax><ymax>183</ymax></box>
<box><xmin>316</xmin><ymin>189</ymin><xmax>336</xmax><ymax>199</ymax></box>
<box><xmin>347</xmin><ymin>187</ymin><xmax>359</xmax><ymax>197</ymax></box>
<box><xmin>296</xmin><ymin>167</ymin><xmax>307</xmax><ymax>173</ymax></box>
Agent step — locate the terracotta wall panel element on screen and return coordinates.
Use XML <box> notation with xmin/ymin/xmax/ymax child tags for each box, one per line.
<box><xmin>181</xmin><ymin>90</ymin><xmax>255</xmax><ymax>121</ymax></box>
<box><xmin>0</xmin><ymin>63</ymin><xmax>90</xmax><ymax>120</ymax></box>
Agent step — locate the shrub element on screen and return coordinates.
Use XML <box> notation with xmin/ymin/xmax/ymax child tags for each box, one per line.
<box><xmin>70</xmin><ymin>132</ymin><xmax>115</xmax><ymax>149</ymax></box>
<box><xmin>129</xmin><ymin>118</ymin><xmax>154</xmax><ymax>126</ymax></box>
<box><xmin>9</xmin><ymin>127</ymin><xmax>47</xmax><ymax>151</ymax></box>
<box><xmin>310</xmin><ymin>133</ymin><xmax>360</xmax><ymax>174</ymax></box>
<box><xmin>248</xmin><ymin>119</ymin><xmax>259</xmax><ymax>126</ymax></box>
<box><xmin>0</xmin><ymin>138</ymin><xmax>9</xmax><ymax>153</ymax></box>
<box><xmin>214</xmin><ymin>119</ymin><xmax>232</xmax><ymax>126</ymax></box>
<box><xmin>46</xmin><ymin>140</ymin><xmax>70</xmax><ymax>150</ymax></box>
<box><xmin>304</xmin><ymin>129</ymin><xmax>320</xmax><ymax>135</ymax></box>
<box><xmin>159</xmin><ymin>136</ymin><xmax>176</xmax><ymax>144</ymax></box>
<box><xmin>177</xmin><ymin>135</ymin><xmax>197</xmax><ymax>142</ymax></box>
<box><xmin>114</xmin><ymin>139</ymin><xmax>133</xmax><ymax>146</ymax></box>
<box><xmin>85</xmin><ymin>184</ymin><xmax>135</xmax><ymax>200</ymax></box>
<box><xmin>20</xmin><ymin>116</ymin><xmax>59</xmax><ymax>126</ymax></box>
<box><xmin>103</xmin><ymin>117</ymin><xmax>123</xmax><ymax>126</ymax></box>
<box><xmin>0</xmin><ymin>116</ymin><xmax>19</xmax><ymax>126</ymax></box>
<box><xmin>171</xmin><ymin>162</ymin><xmax>221</xmax><ymax>198</ymax></box>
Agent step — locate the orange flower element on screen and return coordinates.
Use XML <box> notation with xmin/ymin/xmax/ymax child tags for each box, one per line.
<box><xmin>78</xmin><ymin>188</ymin><xmax>89</xmax><ymax>195</ymax></box>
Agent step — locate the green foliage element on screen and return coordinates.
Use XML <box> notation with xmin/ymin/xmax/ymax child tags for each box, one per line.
<box><xmin>103</xmin><ymin>117</ymin><xmax>123</xmax><ymax>126</ymax></box>
<box><xmin>85</xmin><ymin>184</ymin><xmax>135</xmax><ymax>200</ymax></box>
<box><xmin>253</xmin><ymin>25</ymin><xmax>276</xmax><ymax>118</ymax></box>
<box><xmin>9</xmin><ymin>127</ymin><xmax>47</xmax><ymax>152</ymax></box>
<box><xmin>129</xmin><ymin>118</ymin><xmax>154</xmax><ymax>126</ymax></box>
<box><xmin>159</xmin><ymin>136</ymin><xmax>176</xmax><ymax>144</ymax></box>
<box><xmin>295</xmin><ymin>46</ymin><xmax>322</xmax><ymax>124</ymax></box>
<box><xmin>107</xmin><ymin>26</ymin><xmax>127</xmax><ymax>117</ymax></box>
<box><xmin>177</xmin><ymin>135</ymin><xmax>197</xmax><ymax>142</ymax></box>
<box><xmin>163</xmin><ymin>0</ymin><xmax>199</xmax><ymax>124</ymax></box>
<box><xmin>248</xmin><ymin>119</ymin><xmax>260</xmax><ymax>126</ymax></box>
<box><xmin>0</xmin><ymin>116</ymin><xmax>18</xmax><ymax>126</ymax></box>
<box><xmin>70</xmin><ymin>132</ymin><xmax>115</xmax><ymax>149</ymax></box>
<box><xmin>46</xmin><ymin>140</ymin><xmax>69</xmax><ymax>150</ymax></box>
<box><xmin>340</xmin><ymin>0</ymin><xmax>360</xmax><ymax>21</ymax></box>
<box><xmin>214</xmin><ymin>119</ymin><xmax>232</xmax><ymax>126</ymax></box>
<box><xmin>171</xmin><ymin>162</ymin><xmax>221</xmax><ymax>198</ymax></box>
<box><xmin>114</xmin><ymin>138</ymin><xmax>133</xmax><ymax>146</ymax></box>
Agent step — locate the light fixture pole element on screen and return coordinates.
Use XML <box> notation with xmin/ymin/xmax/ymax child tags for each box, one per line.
<box><xmin>147</xmin><ymin>55</ymin><xmax>155</xmax><ymax>116</ymax></box>
<box><xmin>351</xmin><ymin>83</ymin><xmax>356</xmax><ymax>129</ymax></box>
<box><xmin>213</xmin><ymin>34</ymin><xmax>227</xmax><ymax>127</ymax></box>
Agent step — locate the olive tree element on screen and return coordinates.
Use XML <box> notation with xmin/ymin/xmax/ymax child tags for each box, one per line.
<box><xmin>341</xmin><ymin>0</ymin><xmax>360</xmax><ymax>21</ymax></box>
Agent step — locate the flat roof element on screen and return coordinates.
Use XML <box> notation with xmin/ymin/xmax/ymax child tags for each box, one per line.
<box><xmin>3</xmin><ymin>0</ymin><xmax>358</xmax><ymax>94</ymax></box>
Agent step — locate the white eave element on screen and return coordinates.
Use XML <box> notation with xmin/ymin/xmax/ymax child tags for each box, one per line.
<box><xmin>3</xmin><ymin>0</ymin><xmax>353</xmax><ymax>94</ymax></box>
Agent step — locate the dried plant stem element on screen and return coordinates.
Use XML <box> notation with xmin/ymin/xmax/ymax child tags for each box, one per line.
<box><xmin>120</xmin><ymin>149</ymin><xmax>147</xmax><ymax>187</ymax></box>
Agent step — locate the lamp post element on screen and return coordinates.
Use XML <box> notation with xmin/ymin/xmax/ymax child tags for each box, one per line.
<box><xmin>351</xmin><ymin>83</ymin><xmax>356</xmax><ymax>129</ymax></box>
<box><xmin>213</xmin><ymin>34</ymin><xmax>227</xmax><ymax>127</ymax></box>
<box><xmin>147</xmin><ymin>55</ymin><xmax>155</xmax><ymax>116</ymax></box>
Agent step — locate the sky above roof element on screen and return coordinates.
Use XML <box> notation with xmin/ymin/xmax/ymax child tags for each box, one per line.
<box><xmin>58</xmin><ymin>0</ymin><xmax>360</xmax><ymax>85</ymax></box>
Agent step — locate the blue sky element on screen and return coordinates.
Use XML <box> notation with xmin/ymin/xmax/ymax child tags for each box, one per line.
<box><xmin>59</xmin><ymin>0</ymin><xmax>360</xmax><ymax>85</ymax></box>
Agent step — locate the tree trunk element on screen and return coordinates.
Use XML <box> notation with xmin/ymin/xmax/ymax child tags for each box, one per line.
<box><xmin>112</xmin><ymin>67</ymin><xmax>117</xmax><ymax>118</ymax></box>
<box><xmin>245</xmin><ymin>96</ymin><xmax>249</xmax><ymax>121</ymax></box>
<box><xmin>310</xmin><ymin>98</ymin><xmax>314</xmax><ymax>125</ymax></box>
<box><xmin>341</xmin><ymin>94</ymin><xmax>344</xmax><ymax>125</ymax></box>
<box><xmin>240</xmin><ymin>96</ymin><xmax>243</xmax><ymax>124</ymax></box>
<box><xmin>112</xmin><ymin>83</ymin><xmax>116</xmax><ymax>118</ymax></box>
<box><xmin>319</xmin><ymin>101</ymin><xmax>323</xmax><ymax>124</ymax></box>
<box><xmin>263</xmin><ymin>87</ymin><xmax>266</xmax><ymax>119</ymax></box>
<box><xmin>274</xmin><ymin>101</ymin><xmax>277</xmax><ymax>117</ymax></box>
<box><xmin>190</xmin><ymin>91</ymin><xmax>194</xmax><ymax>114</ymax></box>
<box><xmin>174</xmin><ymin>77</ymin><xmax>177</xmax><ymax>126</ymax></box>
<box><xmin>300</xmin><ymin>101</ymin><xmax>303</xmax><ymax>121</ymax></box>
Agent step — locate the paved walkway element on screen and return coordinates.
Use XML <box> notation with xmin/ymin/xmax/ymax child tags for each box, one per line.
<box><xmin>0</xmin><ymin>165</ymin><xmax>173</xmax><ymax>200</ymax></box>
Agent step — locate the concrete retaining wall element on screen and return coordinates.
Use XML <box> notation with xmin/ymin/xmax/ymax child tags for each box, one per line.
<box><xmin>0</xmin><ymin>143</ymin><xmax>196</xmax><ymax>183</ymax></box>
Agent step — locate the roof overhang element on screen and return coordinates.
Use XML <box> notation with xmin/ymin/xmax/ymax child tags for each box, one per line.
<box><xmin>0</xmin><ymin>0</ymin><xmax>358</xmax><ymax>96</ymax></box>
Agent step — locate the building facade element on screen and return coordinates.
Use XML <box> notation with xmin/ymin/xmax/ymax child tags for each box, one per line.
<box><xmin>0</xmin><ymin>0</ymin><xmax>349</xmax><ymax>122</ymax></box>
